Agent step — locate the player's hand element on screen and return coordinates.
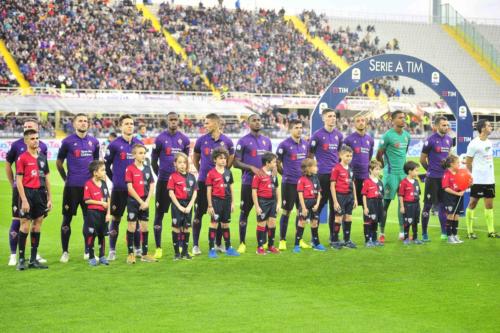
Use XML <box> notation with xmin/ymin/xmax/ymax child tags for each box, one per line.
<box><xmin>276</xmin><ymin>204</ymin><xmax>281</xmax><ymax>215</ymax></box>
<box><xmin>353</xmin><ymin>201</ymin><xmax>358</xmax><ymax>209</ymax></box>
<box><xmin>312</xmin><ymin>204</ymin><xmax>319</xmax><ymax>212</ymax></box>
<box><xmin>251</xmin><ymin>166</ymin><xmax>266</xmax><ymax>177</ymax></box>
<box><xmin>400</xmin><ymin>207</ymin><xmax>405</xmax><ymax>214</ymax></box>
<box><xmin>207</xmin><ymin>206</ymin><xmax>215</xmax><ymax>217</ymax></box>
<box><xmin>185</xmin><ymin>205</ymin><xmax>192</xmax><ymax>213</ymax></box>
<box><xmin>231</xmin><ymin>203</ymin><xmax>234</xmax><ymax>212</ymax></box>
<box><xmin>334</xmin><ymin>202</ymin><xmax>341</xmax><ymax>212</ymax></box>
<box><xmin>101</xmin><ymin>201</ymin><xmax>108</xmax><ymax>209</ymax></box>
<box><xmin>140</xmin><ymin>201</ymin><xmax>149</xmax><ymax>210</ymax></box>
<box><xmin>364</xmin><ymin>207</ymin><xmax>369</xmax><ymax>216</ymax></box>
<box><xmin>256</xmin><ymin>206</ymin><xmax>263</xmax><ymax>215</ymax></box>
<box><xmin>457</xmin><ymin>191</ymin><xmax>465</xmax><ymax>197</ymax></box>
<box><xmin>21</xmin><ymin>199</ymin><xmax>30</xmax><ymax>213</ymax></box>
<box><xmin>301</xmin><ymin>209</ymin><xmax>308</xmax><ymax>218</ymax></box>
<box><xmin>105</xmin><ymin>214</ymin><xmax>112</xmax><ymax>223</ymax></box>
<box><xmin>47</xmin><ymin>200</ymin><xmax>52</xmax><ymax>211</ymax></box>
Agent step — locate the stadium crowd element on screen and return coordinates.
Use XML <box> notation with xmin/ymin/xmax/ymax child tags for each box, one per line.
<box><xmin>1</xmin><ymin>1</ymin><xmax>397</xmax><ymax>96</ymax></box>
<box><xmin>0</xmin><ymin>0</ymin><xmax>204</xmax><ymax>91</ymax></box>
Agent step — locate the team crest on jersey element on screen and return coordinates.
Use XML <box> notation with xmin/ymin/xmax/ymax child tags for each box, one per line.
<box><xmin>236</xmin><ymin>144</ymin><xmax>241</xmax><ymax>150</ymax></box>
<box><xmin>225</xmin><ymin>176</ymin><xmax>230</xmax><ymax>182</ymax></box>
<box><xmin>189</xmin><ymin>180</ymin><xmax>194</xmax><ymax>187</ymax></box>
<box><xmin>40</xmin><ymin>161</ymin><xmax>45</xmax><ymax>168</ymax></box>
<box><xmin>172</xmin><ymin>218</ymin><xmax>177</xmax><ymax>225</ymax></box>
<box><xmin>129</xmin><ymin>212</ymin><xmax>135</xmax><ymax>220</ymax></box>
<box><xmin>73</xmin><ymin>142</ymin><xmax>77</xmax><ymax>146</ymax></box>
<box><xmin>106</xmin><ymin>149</ymin><xmax>110</xmax><ymax>156</ymax></box>
<box><xmin>178</xmin><ymin>139</ymin><xmax>183</xmax><ymax>145</ymax></box>
<box><xmin>220</xmin><ymin>142</ymin><xmax>225</xmax><ymax>146</ymax></box>
<box><xmin>366</xmin><ymin>140</ymin><xmax>369</xmax><ymax>145</ymax></box>
<box><xmin>104</xmin><ymin>189</ymin><xmax>108</xmax><ymax>196</ymax></box>
<box><xmin>311</xmin><ymin>140</ymin><xmax>317</xmax><ymax>147</ymax></box>
<box><xmin>145</xmin><ymin>173</ymin><xmax>150</xmax><ymax>179</ymax></box>
<box><xmin>89</xmin><ymin>141</ymin><xmax>93</xmax><ymax>146</ymax></box>
<box><xmin>13</xmin><ymin>205</ymin><xmax>17</xmax><ymax>213</ymax></box>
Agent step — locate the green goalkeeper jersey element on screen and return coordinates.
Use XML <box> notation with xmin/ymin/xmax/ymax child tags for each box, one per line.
<box><xmin>378</xmin><ymin>128</ymin><xmax>411</xmax><ymax>175</ymax></box>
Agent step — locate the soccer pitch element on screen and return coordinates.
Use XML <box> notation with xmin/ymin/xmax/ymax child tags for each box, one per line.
<box><xmin>0</xmin><ymin>160</ymin><xmax>499</xmax><ymax>332</ymax></box>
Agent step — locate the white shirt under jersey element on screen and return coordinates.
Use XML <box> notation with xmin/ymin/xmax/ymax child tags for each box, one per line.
<box><xmin>466</xmin><ymin>137</ymin><xmax>495</xmax><ymax>184</ymax></box>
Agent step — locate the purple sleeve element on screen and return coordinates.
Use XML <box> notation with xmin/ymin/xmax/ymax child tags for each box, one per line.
<box><xmin>338</xmin><ymin>131</ymin><xmax>344</xmax><ymax>149</ymax></box>
<box><xmin>5</xmin><ymin>145</ymin><xmax>17</xmax><ymax>164</ymax></box>
<box><xmin>93</xmin><ymin>139</ymin><xmax>100</xmax><ymax>160</ymax></box>
<box><xmin>193</xmin><ymin>137</ymin><xmax>202</xmax><ymax>154</ymax></box>
<box><xmin>235</xmin><ymin>138</ymin><xmax>245</xmax><ymax>160</ymax></box>
<box><xmin>57</xmin><ymin>139</ymin><xmax>69</xmax><ymax>161</ymax></box>
<box><xmin>151</xmin><ymin>135</ymin><xmax>162</xmax><ymax>159</ymax></box>
<box><xmin>226</xmin><ymin>137</ymin><xmax>235</xmax><ymax>155</ymax></box>
<box><xmin>421</xmin><ymin>137</ymin><xmax>432</xmax><ymax>154</ymax></box>
<box><xmin>276</xmin><ymin>142</ymin><xmax>285</xmax><ymax>161</ymax></box>
<box><xmin>308</xmin><ymin>132</ymin><xmax>318</xmax><ymax>154</ymax></box>
<box><xmin>369</xmin><ymin>137</ymin><xmax>374</xmax><ymax>160</ymax></box>
<box><xmin>183</xmin><ymin>136</ymin><xmax>190</xmax><ymax>155</ymax></box>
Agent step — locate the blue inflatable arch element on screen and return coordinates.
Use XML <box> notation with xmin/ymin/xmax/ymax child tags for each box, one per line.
<box><xmin>311</xmin><ymin>54</ymin><xmax>473</xmax><ymax>156</ymax></box>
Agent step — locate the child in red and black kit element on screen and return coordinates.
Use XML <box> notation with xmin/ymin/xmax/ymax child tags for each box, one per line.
<box><xmin>252</xmin><ymin>152</ymin><xmax>281</xmax><ymax>255</ymax></box>
<box><xmin>168</xmin><ymin>152</ymin><xmax>198</xmax><ymax>260</ymax></box>
<box><xmin>441</xmin><ymin>155</ymin><xmax>465</xmax><ymax>244</ymax></box>
<box><xmin>361</xmin><ymin>160</ymin><xmax>384</xmax><ymax>247</ymax></box>
<box><xmin>330</xmin><ymin>146</ymin><xmax>358</xmax><ymax>249</ymax></box>
<box><xmin>83</xmin><ymin>160</ymin><xmax>111</xmax><ymax>266</ymax></box>
<box><xmin>206</xmin><ymin>147</ymin><xmax>239</xmax><ymax>258</ymax></box>
<box><xmin>294</xmin><ymin>158</ymin><xmax>325</xmax><ymax>253</ymax></box>
<box><xmin>399</xmin><ymin>161</ymin><xmax>423</xmax><ymax>245</ymax></box>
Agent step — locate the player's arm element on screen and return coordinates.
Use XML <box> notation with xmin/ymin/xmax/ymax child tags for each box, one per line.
<box><xmin>362</xmin><ymin>194</ymin><xmax>368</xmax><ymax>215</ymax></box>
<box><xmin>206</xmin><ymin>184</ymin><xmax>214</xmax><ymax>216</ymax></box>
<box><xmin>16</xmin><ymin>174</ymin><xmax>29</xmax><ymax>213</ymax></box>
<box><xmin>230</xmin><ymin>183</ymin><xmax>234</xmax><ymax>211</ymax></box>
<box><xmin>127</xmin><ymin>183</ymin><xmax>144</xmax><ymax>206</ymax></box>
<box><xmin>376</xmin><ymin>148</ymin><xmax>385</xmax><ymax>168</ymax></box>
<box><xmin>104</xmin><ymin>146</ymin><xmax>115</xmax><ymax>180</ymax></box>
<box><xmin>151</xmin><ymin>143</ymin><xmax>160</xmax><ymax>177</ymax></box>
<box><xmin>5</xmin><ymin>161</ymin><xmax>14</xmax><ymax>187</ymax></box>
<box><xmin>330</xmin><ymin>181</ymin><xmax>340</xmax><ymax>211</ymax></box>
<box><xmin>234</xmin><ymin>157</ymin><xmax>264</xmax><ymax>176</ymax></box>
<box><xmin>276</xmin><ymin>160</ymin><xmax>283</xmax><ymax>175</ymax></box>
<box><xmin>56</xmin><ymin>140</ymin><xmax>68</xmax><ymax>181</ymax></box>
<box><xmin>353</xmin><ymin>180</ymin><xmax>358</xmax><ymax>207</ymax></box>
<box><xmin>252</xmin><ymin>188</ymin><xmax>261</xmax><ymax>214</ymax></box>
<box><xmin>308</xmin><ymin>134</ymin><xmax>317</xmax><ymax>159</ymax></box>
<box><xmin>298</xmin><ymin>191</ymin><xmax>307</xmax><ymax>217</ymax></box>
<box><xmin>187</xmin><ymin>190</ymin><xmax>197</xmax><ymax>212</ymax></box>
<box><xmin>193</xmin><ymin>152</ymin><xmax>201</xmax><ymax>172</ymax></box>
<box><xmin>465</xmin><ymin>157</ymin><xmax>473</xmax><ymax>173</ymax></box>
<box><xmin>56</xmin><ymin>159</ymin><xmax>67</xmax><ymax>181</ymax></box>
<box><xmin>314</xmin><ymin>192</ymin><xmax>321</xmax><ymax>211</ymax></box>
<box><xmin>45</xmin><ymin>172</ymin><xmax>52</xmax><ymax>211</ymax></box>
<box><xmin>145</xmin><ymin>181</ymin><xmax>155</xmax><ymax>205</ymax></box>
<box><xmin>227</xmin><ymin>154</ymin><xmax>235</xmax><ymax>169</ymax></box>
<box><xmin>419</xmin><ymin>153</ymin><xmax>429</xmax><ymax>171</ymax></box>
<box><xmin>398</xmin><ymin>195</ymin><xmax>405</xmax><ymax>214</ymax></box>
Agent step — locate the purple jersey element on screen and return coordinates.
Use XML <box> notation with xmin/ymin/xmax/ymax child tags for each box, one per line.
<box><xmin>422</xmin><ymin>132</ymin><xmax>453</xmax><ymax>178</ymax></box>
<box><xmin>6</xmin><ymin>138</ymin><xmax>48</xmax><ymax>188</ymax></box>
<box><xmin>344</xmin><ymin>132</ymin><xmax>374</xmax><ymax>180</ymax></box>
<box><xmin>235</xmin><ymin>133</ymin><xmax>272</xmax><ymax>185</ymax></box>
<box><xmin>309</xmin><ymin>127</ymin><xmax>343</xmax><ymax>175</ymax></box>
<box><xmin>152</xmin><ymin>130</ymin><xmax>190</xmax><ymax>181</ymax></box>
<box><xmin>57</xmin><ymin>134</ymin><xmax>100</xmax><ymax>187</ymax></box>
<box><xmin>194</xmin><ymin>133</ymin><xmax>234</xmax><ymax>182</ymax></box>
<box><xmin>276</xmin><ymin>137</ymin><xmax>308</xmax><ymax>184</ymax></box>
<box><xmin>104</xmin><ymin>136</ymin><xmax>143</xmax><ymax>190</ymax></box>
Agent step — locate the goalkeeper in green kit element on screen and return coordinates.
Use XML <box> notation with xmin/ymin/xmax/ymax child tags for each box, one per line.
<box><xmin>376</xmin><ymin>111</ymin><xmax>411</xmax><ymax>243</ymax></box>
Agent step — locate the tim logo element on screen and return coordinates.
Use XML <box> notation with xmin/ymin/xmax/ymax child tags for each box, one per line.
<box><xmin>332</xmin><ymin>87</ymin><xmax>348</xmax><ymax>94</ymax></box>
<box><xmin>458</xmin><ymin>136</ymin><xmax>471</xmax><ymax>143</ymax></box>
<box><xmin>441</xmin><ymin>91</ymin><xmax>456</xmax><ymax>97</ymax></box>
<box><xmin>459</xmin><ymin>106</ymin><xmax>467</xmax><ymax>118</ymax></box>
<box><xmin>352</xmin><ymin>68</ymin><xmax>361</xmax><ymax>81</ymax></box>
<box><xmin>431</xmin><ymin>72</ymin><xmax>440</xmax><ymax>85</ymax></box>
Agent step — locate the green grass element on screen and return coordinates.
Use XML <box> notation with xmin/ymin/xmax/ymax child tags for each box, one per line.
<box><xmin>0</xmin><ymin>160</ymin><xmax>499</xmax><ymax>332</ymax></box>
